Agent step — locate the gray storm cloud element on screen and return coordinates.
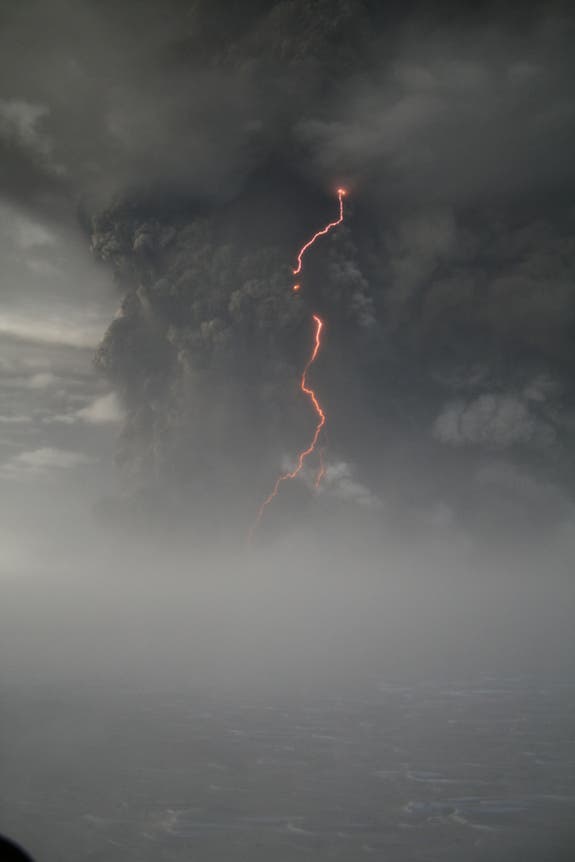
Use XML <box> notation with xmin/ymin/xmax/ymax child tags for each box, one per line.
<box><xmin>1</xmin><ymin>0</ymin><xmax>574</xmax><ymax>547</ymax></box>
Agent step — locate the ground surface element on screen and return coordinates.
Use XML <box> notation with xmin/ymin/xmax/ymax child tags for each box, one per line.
<box><xmin>1</xmin><ymin>675</ymin><xmax>574</xmax><ymax>861</ymax></box>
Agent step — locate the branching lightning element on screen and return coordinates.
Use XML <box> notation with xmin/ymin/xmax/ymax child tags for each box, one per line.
<box><xmin>248</xmin><ymin>189</ymin><xmax>347</xmax><ymax>541</ymax></box>
<box><xmin>314</xmin><ymin>447</ymin><xmax>326</xmax><ymax>489</ymax></box>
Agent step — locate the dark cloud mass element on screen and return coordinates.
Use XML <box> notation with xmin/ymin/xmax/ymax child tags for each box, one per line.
<box><xmin>2</xmin><ymin>0</ymin><xmax>575</xmax><ymax>547</ymax></box>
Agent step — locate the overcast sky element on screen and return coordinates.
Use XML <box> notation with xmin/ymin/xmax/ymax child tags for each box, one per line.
<box><xmin>0</xmin><ymin>190</ymin><xmax>121</xmax><ymax>572</ymax></box>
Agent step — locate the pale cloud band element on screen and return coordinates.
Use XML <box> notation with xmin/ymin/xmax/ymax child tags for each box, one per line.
<box><xmin>0</xmin><ymin>446</ymin><xmax>93</xmax><ymax>480</ymax></box>
<box><xmin>0</xmin><ymin>311</ymin><xmax>104</xmax><ymax>349</ymax></box>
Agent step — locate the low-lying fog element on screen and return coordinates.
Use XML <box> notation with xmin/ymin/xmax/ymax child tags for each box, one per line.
<box><xmin>3</xmin><ymin>527</ymin><xmax>574</xmax><ymax>692</ymax></box>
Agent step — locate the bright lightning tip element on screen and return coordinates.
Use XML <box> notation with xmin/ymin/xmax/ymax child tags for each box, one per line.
<box><xmin>293</xmin><ymin>284</ymin><xmax>301</xmax><ymax>292</ymax></box>
<box><xmin>337</xmin><ymin>188</ymin><xmax>347</xmax><ymax>195</ymax></box>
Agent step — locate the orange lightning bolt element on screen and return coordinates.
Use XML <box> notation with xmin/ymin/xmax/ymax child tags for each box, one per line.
<box><xmin>248</xmin><ymin>189</ymin><xmax>347</xmax><ymax>542</ymax></box>
<box><xmin>292</xmin><ymin>188</ymin><xmax>346</xmax><ymax>279</ymax></box>
<box><xmin>248</xmin><ymin>315</ymin><xmax>326</xmax><ymax>543</ymax></box>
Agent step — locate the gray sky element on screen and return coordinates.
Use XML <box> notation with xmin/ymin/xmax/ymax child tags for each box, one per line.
<box><xmin>1</xmin><ymin>0</ymin><xmax>575</xmax><ymax>577</ymax></box>
<box><xmin>0</xmin><ymin>193</ymin><xmax>120</xmax><ymax>573</ymax></box>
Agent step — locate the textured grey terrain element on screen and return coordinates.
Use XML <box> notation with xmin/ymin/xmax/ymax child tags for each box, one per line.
<box><xmin>2</xmin><ymin>676</ymin><xmax>575</xmax><ymax>861</ymax></box>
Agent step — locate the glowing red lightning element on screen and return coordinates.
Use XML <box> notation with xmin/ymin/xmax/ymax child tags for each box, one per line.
<box><xmin>248</xmin><ymin>315</ymin><xmax>326</xmax><ymax>542</ymax></box>
<box><xmin>249</xmin><ymin>188</ymin><xmax>347</xmax><ymax>541</ymax></box>
<box><xmin>292</xmin><ymin>188</ymin><xmax>346</xmax><ymax>278</ymax></box>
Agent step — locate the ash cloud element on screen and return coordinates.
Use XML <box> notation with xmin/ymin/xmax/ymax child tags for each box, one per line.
<box><xmin>2</xmin><ymin>0</ymin><xmax>575</xmax><ymax>548</ymax></box>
